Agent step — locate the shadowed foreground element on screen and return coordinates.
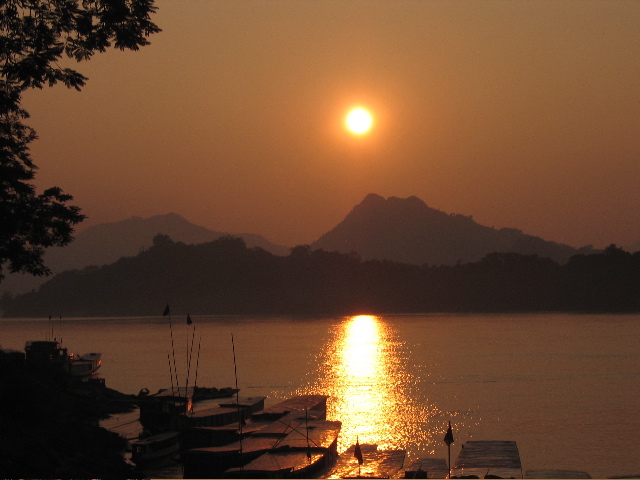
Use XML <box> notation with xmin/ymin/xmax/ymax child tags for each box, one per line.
<box><xmin>0</xmin><ymin>354</ymin><xmax>138</xmax><ymax>479</ymax></box>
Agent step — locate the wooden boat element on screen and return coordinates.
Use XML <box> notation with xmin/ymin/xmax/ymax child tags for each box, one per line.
<box><xmin>131</xmin><ymin>431</ymin><xmax>180</xmax><ymax>466</ymax></box>
<box><xmin>192</xmin><ymin>385</ymin><xmax>238</xmax><ymax>402</ymax></box>
<box><xmin>451</xmin><ymin>440</ymin><xmax>523</xmax><ymax>479</ymax></box>
<box><xmin>68</xmin><ymin>352</ymin><xmax>102</xmax><ymax>376</ymax></box>
<box><xmin>180</xmin><ymin>425</ymin><xmax>243</xmax><ymax>450</ymax></box>
<box><xmin>180</xmin><ymin>407</ymin><xmax>323</xmax><ymax>452</ymax></box>
<box><xmin>403</xmin><ymin>458</ymin><xmax>449</xmax><ymax>479</ymax></box>
<box><xmin>328</xmin><ymin>444</ymin><xmax>406</xmax><ymax>479</ymax></box>
<box><xmin>140</xmin><ymin>391</ymin><xmax>266</xmax><ymax>435</ymax></box>
<box><xmin>182</xmin><ymin>436</ymin><xmax>279</xmax><ymax>478</ymax></box>
<box><xmin>24</xmin><ymin>340</ymin><xmax>101</xmax><ymax>377</ymax></box>
<box><xmin>182</xmin><ymin>410</ymin><xmax>304</xmax><ymax>478</ymax></box>
<box><xmin>137</xmin><ymin>388</ymin><xmax>193</xmax><ymax>434</ymax></box>
<box><xmin>189</xmin><ymin>419</ymin><xmax>342</xmax><ymax>479</ymax></box>
<box><xmin>524</xmin><ymin>469</ymin><xmax>592</xmax><ymax>478</ymax></box>
<box><xmin>250</xmin><ymin>394</ymin><xmax>329</xmax><ymax>421</ymax></box>
<box><xmin>181</xmin><ymin>397</ymin><xmax>341</xmax><ymax>479</ymax></box>
<box><xmin>224</xmin><ymin>451</ymin><xmax>332</xmax><ymax>478</ymax></box>
<box><xmin>177</xmin><ymin>396</ymin><xmax>266</xmax><ymax>430</ymax></box>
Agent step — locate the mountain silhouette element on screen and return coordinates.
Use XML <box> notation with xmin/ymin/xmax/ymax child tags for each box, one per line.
<box><xmin>311</xmin><ymin>193</ymin><xmax>592</xmax><ymax>265</ymax></box>
<box><xmin>4</xmin><ymin>235</ymin><xmax>638</xmax><ymax>317</ymax></box>
<box><xmin>1</xmin><ymin>213</ymin><xmax>289</xmax><ymax>295</ymax></box>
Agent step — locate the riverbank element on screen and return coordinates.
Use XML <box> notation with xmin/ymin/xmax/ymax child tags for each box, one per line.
<box><xmin>0</xmin><ymin>357</ymin><xmax>139</xmax><ymax>479</ymax></box>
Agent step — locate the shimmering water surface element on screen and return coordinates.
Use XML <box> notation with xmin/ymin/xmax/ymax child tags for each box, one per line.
<box><xmin>2</xmin><ymin>313</ymin><xmax>639</xmax><ymax>478</ymax></box>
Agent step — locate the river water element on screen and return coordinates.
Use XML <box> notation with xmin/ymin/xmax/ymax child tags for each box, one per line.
<box><xmin>2</xmin><ymin>313</ymin><xmax>638</xmax><ymax>478</ymax></box>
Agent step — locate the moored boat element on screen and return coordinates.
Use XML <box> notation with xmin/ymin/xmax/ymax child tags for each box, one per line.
<box><xmin>131</xmin><ymin>431</ymin><xmax>180</xmax><ymax>466</ymax></box>
<box><xmin>68</xmin><ymin>352</ymin><xmax>102</xmax><ymax>376</ymax></box>
<box><xmin>328</xmin><ymin>444</ymin><xmax>406</xmax><ymax>479</ymax></box>
<box><xmin>137</xmin><ymin>388</ymin><xmax>193</xmax><ymax>434</ymax></box>
<box><xmin>24</xmin><ymin>340</ymin><xmax>101</xmax><ymax>377</ymax></box>
<box><xmin>181</xmin><ymin>396</ymin><xmax>340</xmax><ymax>479</ymax></box>
<box><xmin>248</xmin><ymin>419</ymin><xmax>341</xmax><ymax>478</ymax></box>
<box><xmin>193</xmin><ymin>385</ymin><xmax>239</xmax><ymax>402</ymax></box>
<box><xmin>177</xmin><ymin>396</ymin><xmax>266</xmax><ymax>430</ymax></box>
<box><xmin>451</xmin><ymin>440</ymin><xmax>523</xmax><ymax>479</ymax></box>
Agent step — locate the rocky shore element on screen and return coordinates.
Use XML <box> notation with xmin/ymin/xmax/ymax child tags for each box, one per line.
<box><xmin>0</xmin><ymin>355</ymin><xmax>139</xmax><ymax>479</ymax></box>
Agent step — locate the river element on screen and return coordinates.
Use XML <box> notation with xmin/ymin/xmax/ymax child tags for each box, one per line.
<box><xmin>2</xmin><ymin>313</ymin><xmax>638</xmax><ymax>478</ymax></box>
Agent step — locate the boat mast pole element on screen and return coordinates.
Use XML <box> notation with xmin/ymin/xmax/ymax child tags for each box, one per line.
<box><xmin>305</xmin><ymin>407</ymin><xmax>311</xmax><ymax>463</ymax></box>
<box><xmin>166</xmin><ymin>304</ymin><xmax>180</xmax><ymax>398</ymax></box>
<box><xmin>185</xmin><ymin>323</ymin><xmax>196</xmax><ymax>397</ymax></box>
<box><xmin>168</xmin><ymin>353</ymin><xmax>175</xmax><ymax>397</ymax></box>
<box><xmin>231</xmin><ymin>333</ymin><xmax>243</xmax><ymax>467</ymax></box>
<box><xmin>193</xmin><ymin>336</ymin><xmax>202</xmax><ymax>390</ymax></box>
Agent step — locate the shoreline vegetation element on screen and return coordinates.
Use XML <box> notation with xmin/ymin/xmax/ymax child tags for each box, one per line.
<box><xmin>0</xmin><ymin>356</ymin><xmax>139</xmax><ymax>479</ymax></box>
<box><xmin>2</xmin><ymin>236</ymin><xmax>639</xmax><ymax>317</ymax></box>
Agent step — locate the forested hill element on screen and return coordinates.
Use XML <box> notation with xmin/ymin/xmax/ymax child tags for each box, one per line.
<box><xmin>2</xmin><ymin>236</ymin><xmax>639</xmax><ymax>317</ymax></box>
<box><xmin>311</xmin><ymin>194</ymin><xmax>592</xmax><ymax>265</ymax></box>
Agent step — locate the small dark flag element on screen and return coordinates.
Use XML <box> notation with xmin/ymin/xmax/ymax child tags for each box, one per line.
<box><xmin>444</xmin><ymin>421</ymin><xmax>454</xmax><ymax>446</ymax></box>
<box><xmin>186</xmin><ymin>314</ymin><xmax>192</xmax><ymax>325</ymax></box>
<box><xmin>354</xmin><ymin>438</ymin><xmax>364</xmax><ymax>465</ymax></box>
<box><xmin>163</xmin><ymin>304</ymin><xmax>170</xmax><ymax>316</ymax></box>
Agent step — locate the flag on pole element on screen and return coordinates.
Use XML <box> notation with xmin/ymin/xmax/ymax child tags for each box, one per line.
<box><xmin>186</xmin><ymin>314</ymin><xmax>192</xmax><ymax>325</ymax></box>
<box><xmin>444</xmin><ymin>421</ymin><xmax>454</xmax><ymax>446</ymax></box>
<box><xmin>354</xmin><ymin>438</ymin><xmax>364</xmax><ymax>465</ymax></box>
<box><xmin>163</xmin><ymin>304</ymin><xmax>170</xmax><ymax>316</ymax></box>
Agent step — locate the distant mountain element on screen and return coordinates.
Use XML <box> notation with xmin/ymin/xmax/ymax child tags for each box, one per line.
<box><xmin>311</xmin><ymin>194</ymin><xmax>594</xmax><ymax>265</ymax></box>
<box><xmin>4</xmin><ymin>234</ymin><xmax>639</xmax><ymax>317</ymax></box>
<box><xmin>1</xmin><ymin>213</ymin><xmax>289</xmax><ymax>295</ymax></box>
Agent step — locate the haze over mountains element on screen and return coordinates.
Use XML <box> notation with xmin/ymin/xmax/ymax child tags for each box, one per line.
<box><xmin>1</xmin><ymin>213</ymin><xmax>289</xmax><ymax>296</ymax></box>
<box><xmin>312</xmin><ymin>194</ymin><xmax>596</xmax><ymax>265</ymax></box>
<box><xmin>2</xmin><ymin>193</ymin><xmax>627</xmax><ymax>298</ymax></box>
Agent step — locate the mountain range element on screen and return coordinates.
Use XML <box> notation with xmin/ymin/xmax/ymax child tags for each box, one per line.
<box><xmin>2</xmin><ymin>193</ymin><xmax>630</xmax><ymax>298</ymax></box>
<box><xmin>0</xmin><ymin>213</ymin><xmax>289</xmax><ymax>296</ymax></box>
<box><xmin>311</xmin><ymin>194</ymin><xmax>597</xmax><ymax>265</ymax></box>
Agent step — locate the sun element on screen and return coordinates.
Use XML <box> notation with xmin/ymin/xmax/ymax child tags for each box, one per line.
<box><xmin>345</xmin><ymin>107</ymin><xmax>373</xmax><ymax>135</ymax></box>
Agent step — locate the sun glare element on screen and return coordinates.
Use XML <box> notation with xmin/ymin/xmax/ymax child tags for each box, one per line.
<box><xmin>345</xmin><ymin>107</ymin><xmax>373</xmax><ymax>135</ymax></box>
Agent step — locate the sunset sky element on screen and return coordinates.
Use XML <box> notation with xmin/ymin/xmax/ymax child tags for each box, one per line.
<box><xmin>25</xmin><ymin>0</ymin><xmax>640</xmax><ymax>249</ymax></box>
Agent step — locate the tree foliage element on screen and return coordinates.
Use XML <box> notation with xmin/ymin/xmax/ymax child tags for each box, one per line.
<box><xmin>0</xmin><ymin>0</ymin><xmax>160</xmax><ymax>280</ymax></box>
<box><xmin>3</xmin><ymin>238</ymin><xmax>639</xmax><ymax>317</ymax></box>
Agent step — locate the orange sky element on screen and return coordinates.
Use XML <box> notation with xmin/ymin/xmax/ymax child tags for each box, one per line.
<box><xmin>25</xmin><ymin>0</ymin><xmax>640</xmax><ymax>249</ymax></box>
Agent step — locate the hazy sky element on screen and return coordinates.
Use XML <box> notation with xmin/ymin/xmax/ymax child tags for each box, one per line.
<box><xmin>25</xmin><ymin>0</ymin><xmax>640</xmax><ymax>249</ymax></box>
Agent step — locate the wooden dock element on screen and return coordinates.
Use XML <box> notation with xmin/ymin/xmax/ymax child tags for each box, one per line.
<box><xmin>452</xmin><ymin>440</ymin><xmax>523</xmax><ymax>479</ymax></box>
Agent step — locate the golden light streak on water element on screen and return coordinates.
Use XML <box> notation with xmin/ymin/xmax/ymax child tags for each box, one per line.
<box><xmin>298</xmin><ymin>315</ymin><xmax>473</xmax><ymax>462</ymax></box>
<box><xmin>332</xmin><ymin>315</ymin><xmax>391</xmax><ymax>448</ymax></box>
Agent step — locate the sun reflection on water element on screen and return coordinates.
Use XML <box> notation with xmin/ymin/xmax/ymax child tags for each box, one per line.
<box><xmin>297</xmin><ymin>315</ymin><xmax>479</xmax><ymax>463</ymax></box>
<box><xmin>333</xmin><ymin>315</ymin><xmax>391</xmax><ymax>446</ymax></box>
<box><xmin>297</xmin><ymin>315</ymin><xmax>442</xmax><ymax>457</ymax></box>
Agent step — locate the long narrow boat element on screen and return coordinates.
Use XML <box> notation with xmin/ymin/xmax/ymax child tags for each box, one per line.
<box><xmin>451</xmin><ymin>440</ymin><xmax>523</xmax><ymax>479</ymax></box>
<box><xmin>131</xmin><ymin>431</ymin><xmax>180</xmax><ymax>466</ymax></box>
<box><xmin>137</xmin><ymin>388</ymin><xmax>193</xmax><ymax>434</ymax></box>
<box><xmin>181</xmin><ymin>411</ymin><xmax>305</xmax><ymax>478</ymax></box>
<box><xmin>403</xmin><ymin>457</ymin><xmax>449</xmax><ymax>479</ymax></box>
<box><xmin>327</xmin><ymin>444</ymin><xmax>406</xmax><ymax>479</ymax></box>
<box><xmin>204</xmin><ymin>419</ymin><xmax>342</xmax><ymax>479</ymax></box>
<box><xmin>181</xmin><ymin>397</ymin><xmax>340</xmax><ymax>479</ymax></box>
<box><xmin>250</xmin><ymin>395</ymin><xmax>329</xmax><ymax>421</ymax></box>
<box><xmin>24</xmin><ymin>340</ymin><xmax>101</xmax><ymax>377</ymax></box>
